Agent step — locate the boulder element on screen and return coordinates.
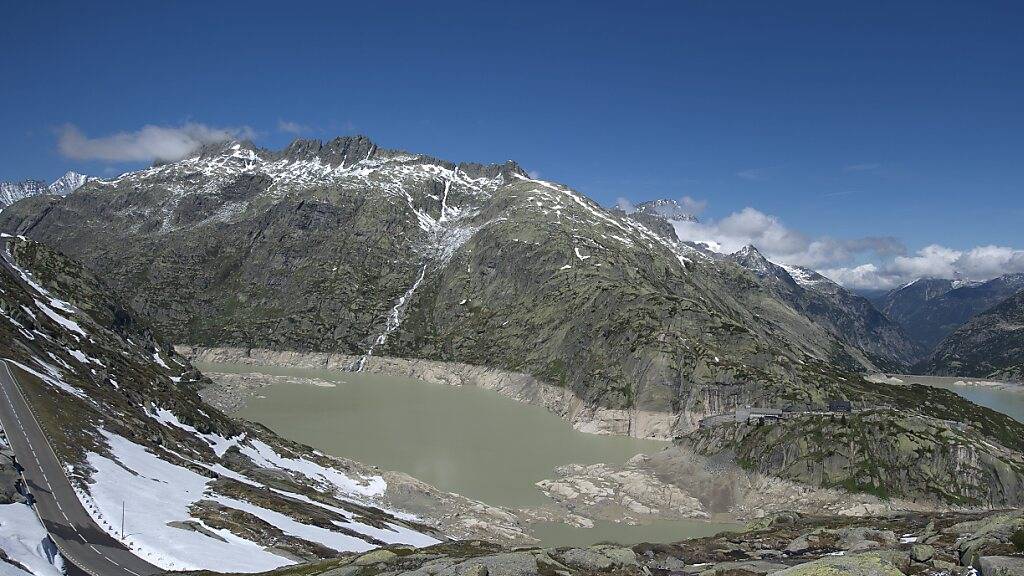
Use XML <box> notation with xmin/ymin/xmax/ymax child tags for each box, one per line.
<box><xmin>911</xmin><ymin>544</ymin><xmax>935</xmax><ymax>563</ymax></box>
<box><xmin>437</xmin><ymin>552</ymin><xmax>538</xmax><ymax>576</ymax></box>
<box><xmin>978</xmin><ymin>556</ymin><xmax>1024</xmax><ymax>576</ymax></box>
<box><xmin>353</xmin><ymin>549</ymin><xmax>398</xmax><ymax>565</ymax></box>
<box><xmin>772</xmin><ymin>553</ymin><xmax>905</xmax><ymax>576</ymax></box>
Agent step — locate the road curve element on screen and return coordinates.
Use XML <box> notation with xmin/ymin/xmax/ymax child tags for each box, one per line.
<box><xmin>0</xmin><ymin>361</ymin><xmax>163</xmax><ymax>576</ymax></box>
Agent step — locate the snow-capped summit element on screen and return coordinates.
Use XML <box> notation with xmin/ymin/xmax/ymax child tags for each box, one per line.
<box><xmin>728</xmin><ymin>244</ymin><xmax>774</xmax><ymax>276</ymax></box>
<box><xmin>0</xmin><ymin>171</ymin><xmax>90</xmax><ymax>209</ymax></box>
<box><xmin>48</xmin><ymin>171</ymin><xmax>90</xmax><ymax>196</ymax></box>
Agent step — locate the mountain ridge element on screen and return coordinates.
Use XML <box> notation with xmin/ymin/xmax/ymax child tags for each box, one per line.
<box><xmin>0</xmin><ymin>171</ymin><xmax>89</xmax><ymax>209</ymax></box>
<box><xmin>917</xmin><ymin>289</ymin><xmax>1024</xmax><ymax>380</ymax></box>
<box><xmin>873</xmin><ymin>273</ymin><xmax>1024</xmax><ymax>351</ymax></box>
<box><xmin>0</xmin><ymin>136</ymin><xmax>964</xmax><ymax>439</ymax></box>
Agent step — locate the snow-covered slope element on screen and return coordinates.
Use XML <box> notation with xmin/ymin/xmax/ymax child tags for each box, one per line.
<box><xmin>0</xmin><ymin>182</ymin><xmax>47</xmax><ymax>210</ymax></box>
<box><xmin>0</xmin><ymin>236</ymin><xmax>532</xmax><ymax>572</ymax></box>
<box><xmin>45</xmin><ymin>172</ymin><xmax>89</xmax><ymax>197</ymax></box>
<box><xmin>0</xmin><ymin>172</ymin><xmax>89</xmax><ymax>209</ymax></box>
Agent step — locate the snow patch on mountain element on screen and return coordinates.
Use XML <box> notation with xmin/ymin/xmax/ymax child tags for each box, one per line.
<box><xmin>77</xmin><ymin>430</ymin><xmax>294</xmax><ymax>572</ymax></box>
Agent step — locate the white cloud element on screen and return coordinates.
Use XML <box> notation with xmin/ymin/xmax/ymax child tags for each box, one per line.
<box><xmin>636</xmin><ymin>194</ymin><xmax>1024</xmax><ymax>291</ymax></box>
<box><xmin>277</xmin><ymin>120</ymin><xmax>311</xmax><ymax>135</ymax></box>
<box><xmin>671</xmin><ymin>206</ymin><xmax>903</xmax><ymax>269</ymax></box>
<box><xmin>57</xmin><ymin>122</ymin><xmax>256</xmax><ymax>163</ymax></box>
<box><xmin>678</xmin><ymin>195</ymin><xmax>707</xmax><ymax>215</ymax></box>
<box><xmin>822</xmin><ymin>244</ymin><xmax>1024</xmax><ymax>290</ymax></box>
<box><xmin>615</xmin><ymin>197</ymin><xmax>635</xmax><ymax>212</ymax></box>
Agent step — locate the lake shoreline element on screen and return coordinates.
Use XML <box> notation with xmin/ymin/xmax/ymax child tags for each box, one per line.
<box><xmin>178</xmin><ymin>345</ymin><xmax>681</xmax><ymax>440</ymax></box>
<box><xmin>192</xmin><ymin>360</ymin><xmax>745</xmax><ymax>547</ymax></box>
<box><xmin>190</xmin><ymin>356</ymin><xmax>958</xmax><ymax>548</ymax></box>
<box><xmin>871</xmin><ymin>372</ymin><xmax>1024</xmax><ymax>392</ymax></box>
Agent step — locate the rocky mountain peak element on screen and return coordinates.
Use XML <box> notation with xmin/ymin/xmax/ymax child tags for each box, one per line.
<box><xmin>48</xmin><ymin>171</ymin><xmax>89</xmax><ymax>196</ymax></box>
<box><xmin>185</xmin><ymin>139</ymin><xmax>259</xmax><ymax>162</ymax></box>
<box><xmin>729</xmin><ymin>244</ymin><xmax>772</xmax><ymax>272</ymax></box>
<box><xmin>287</xmin><ymin>135</ymin><xmax>379</xmax><ymax>167</ymax></box>
<box><xmin>454</xmin><ymin>159</ymin><xmax>528</xmax><ymax>181</ymax></box>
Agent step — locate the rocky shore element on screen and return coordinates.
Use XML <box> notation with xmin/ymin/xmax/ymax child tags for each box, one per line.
<box><xmin>178</xmin><ymin>346</ymin><xmax>679</xmax><ymax>439</ymax></box>
<box><xmin>196</xmin><ymin>509</ymin><xmax>1024</xmax><ymax>576</ymax></box>
<box><xmin>185</xmin><ymin>352</ymin><xmax>949</xmax><ymax>534</ymax></box>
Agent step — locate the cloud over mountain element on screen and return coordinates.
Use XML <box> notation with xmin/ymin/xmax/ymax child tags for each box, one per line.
<box><xmin>665</xmin><ymin>201</ymin><xmax>1023</xmax><ymax>290</ymax></box>
<box><xmin>671</xmin><ymin>206</ymin><xmax>903</xmax><ymax>269</ymax></box>
<box><xmin>57</xmin><ymin>122</ymin><xmax>256</xmax><ymax>163</ymax></box>
<box><xmin>824</xmin><ymin>245</ymin><xmax>1024</xmax><ymax>290</ymax></box>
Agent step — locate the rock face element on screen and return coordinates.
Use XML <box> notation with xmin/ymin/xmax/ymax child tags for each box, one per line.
<box><xmin>979</xmin><ymin>556</ymin><xmax>1024</xmax><ymax>576</ymax></box>
<box><xmin>0</xmin><ymin>136</ymin><xmax>928</xmax><ymax>441</ymax></box>
<box><xmin>727</xmin><ymin>245</ymin><xmax>923</xmax><ymax>369</ymax></box>
<box><xmin>919</xmin><ymin>290</ymin><xmax>1024</xmax><ymax>381</ymax></box>
<box><xmin>0</xmin><ymin>171</ymin><xmax>88</xmax><ymax>208</ymax></box>
<box><xmin>682</xmin><ymin>385</ymin><xmax>1024</xmax><ymax>507</ymax></box>
<box><xmin>874</xmin><ymin>275</ymin><xmax>1024</xmax><ymax>351</ymax></box>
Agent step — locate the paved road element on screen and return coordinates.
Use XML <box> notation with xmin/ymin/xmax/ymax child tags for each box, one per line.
<box><xmin>0</xmin><ymin>361</ymin><xmax>163</xmax><ymax>576</ymax></box>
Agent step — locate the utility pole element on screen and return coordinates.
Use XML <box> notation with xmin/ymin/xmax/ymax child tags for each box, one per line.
<box><xmin>121</xmin><ymin>501</ymin><xmax>125</xmax><ymax>540</ymax></box>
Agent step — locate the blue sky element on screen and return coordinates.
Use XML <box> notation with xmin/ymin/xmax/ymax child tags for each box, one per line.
<box><xmin>2</xmin><ymin>1</ymin><xmax>1022</xmax><ymax>288</ymax></box>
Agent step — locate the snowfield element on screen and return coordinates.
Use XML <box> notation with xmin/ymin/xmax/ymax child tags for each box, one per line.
<box><xmin>76</xmin><ymin>429</ymin><xmax>437</xmax><ymax>572</ymax></box>
<box><xmin>78</xmin><ymin>430</ymin><xmax>291</xmax><ymax>572</ymax></box>
<box><xmin>0</xmin><ymin>502</ymin><xmax>64</xmax><ymax>576</ymax></box>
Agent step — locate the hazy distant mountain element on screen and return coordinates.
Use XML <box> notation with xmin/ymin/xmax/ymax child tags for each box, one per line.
<box><xmin>918</xmin><ymin>288</ymin><xmax>1024</xmax><ymax>381</ymax></box>
<box><xmin>0</xmin><ymin>171</ymin><xmax>89</xmax><ymax>208</ymax></box>
<box><xmin>633</xmin><ymin>198</ymin><xmax>699</xmax><ymax>223</ymax></box>
<box><xmin>874</xmin><ymin>274</ymin><xmax>1024</xmax><ymax>350</ymax></box>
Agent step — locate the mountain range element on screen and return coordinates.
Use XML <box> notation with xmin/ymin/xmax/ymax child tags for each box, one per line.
<box><xmin>0</xmin><ymin>136</ymin><xmax>940</xmax><ymax>439</ymax></box>
<box><xmin>0</xmin><ymin>171</ymin><xmax>89</xmax><ymax>209</ymax></box>
<box><xmin>0</xmin><ymin>134</ymin><xmax>1015</xmax><ymax>524</ymax></box>
<box><xmin>2</xmin><ymin>138</ymin><xmax>1019</xmax><ymax>393</ymax></box>
<box><xmin>918</xmin><ymin>288</ymin><xmax>1024</xmax><ymax>380</ymax></box>
<box><xmin>872</xmin><ymin>275</ymin><xmax>1024</xmax><ymax>352</ymax></box>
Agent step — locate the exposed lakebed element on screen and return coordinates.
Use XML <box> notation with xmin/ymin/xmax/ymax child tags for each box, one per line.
<box><xmin>197</xmin><ymin>362</ymin><xmax>738</xmax><ymax>546</ymax></box>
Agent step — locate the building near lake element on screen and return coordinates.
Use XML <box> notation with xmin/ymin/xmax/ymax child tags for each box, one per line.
<box><xmin>735</xmin><ymin>407</ymin><xmax>783</xmax><ymax>423</ymax></box>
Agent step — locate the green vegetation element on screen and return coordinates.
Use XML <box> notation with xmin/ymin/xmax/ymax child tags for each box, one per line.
<box><xmin>1012</xmin><ymin>528</ymin><xmax>1024</xmax><ymax>553</ymax></box>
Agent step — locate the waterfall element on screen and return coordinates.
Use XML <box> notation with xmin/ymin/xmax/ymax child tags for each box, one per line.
<box><xmin>353</xmin><ymin>264</ymin><xmax>428</xmax><ymax>371</ymax></box>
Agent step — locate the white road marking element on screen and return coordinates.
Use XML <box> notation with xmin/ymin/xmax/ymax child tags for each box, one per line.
<box><xmin>1</xmin><ymin>362</ymin><xmax>157</xmax><ymax>576</ymax></box>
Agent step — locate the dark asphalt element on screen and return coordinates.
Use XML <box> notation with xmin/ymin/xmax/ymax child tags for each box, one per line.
<box><xmin>0</xmin><ymin>361</ymin><xmax>163</xmax><ymax>576</ymax></box>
